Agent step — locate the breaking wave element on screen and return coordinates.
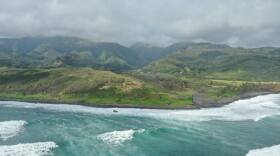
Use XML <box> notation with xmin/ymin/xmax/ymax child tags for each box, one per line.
<box><xmin>97</xmin><ymin>129</ymin><xmax>145</xmax><ymax>146</ymax></box>
<box><xmin>167</xmin><ymin>94</ymin><xmax>280</xmax><ymax>122</ymax></box>
<box><xmin>1</xmin><ymin>94</ymin><xmax>280</xmax><ymax>122</ymax></box>
<box><xmin>0</xmin><ymin>120</ymin><xmax>27</xmax><ymax>141</ymax></box>
<box><xmin>246</xmin><ymin>144</ymin><xmax>280</xmax><ymax>156</ymax></box>
<box><xmin>0</xmin><ymin>142</ymin><xmax>58</xmax><ymax>156</ymax></box>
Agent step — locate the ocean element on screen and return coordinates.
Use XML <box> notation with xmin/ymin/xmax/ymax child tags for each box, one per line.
<box><xmin>0</xmin><ymin>94</ymin><xmax>280</xmax><ymax>156</ymax></box>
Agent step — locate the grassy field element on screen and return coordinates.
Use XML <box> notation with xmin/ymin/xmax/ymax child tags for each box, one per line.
<box><xmin>0</xmin><ymin>67</ymin><xmax>195</xmax><ymax>108</ymax></box>
<box><xmin>0</xmin><ymin>67</ymin><xmax>279</xmax><ymax>108</ymax></box>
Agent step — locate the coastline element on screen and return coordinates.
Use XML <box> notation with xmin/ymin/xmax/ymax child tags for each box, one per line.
<box><xmin>192</xmin><ymin>91</ymin><xmax>279</xmax><ymax>108</ymax></box>
<box><xmin>0</xmin><ymin>91</ymin><xmax>278</xmax><ymax>110</ymax></box>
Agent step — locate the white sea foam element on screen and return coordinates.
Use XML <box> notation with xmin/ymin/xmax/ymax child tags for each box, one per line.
<box><xmin>0</xmin><ymin>142</ymin><xmax>58</xmax><ymax>156</ymax></box>
<box><xmin>1</xmin><ymin>94</ymin><xmax>280</xmax><ymax>122</ymax></box>
<box><xmin>167</xmin><ymin>94</ymin><xmax>280</xmax><ymax>122</ymax></box>
<box><xmin>97</xmin><ymin>129</ymin><xmax>145</xmax><ymax>146</ymax></box>
<box><xmin>0</xmin><ymin>120</ymin><xmax>27</xmax><ymax>141</ymax></box>
<box><xmin>245</xmin><ymin>144</ymin><xmax>280</xmax><ymax>156</ymax></box>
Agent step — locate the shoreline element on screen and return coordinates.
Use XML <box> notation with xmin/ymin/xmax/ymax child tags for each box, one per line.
<box><xmin>0</xmin><ymin>91</ymin><xmax>278</xmax><ymax>110</ymax></box>
<box><xmin>192</xmin><ymin>91</ymin><xmax>279</xmax><ymax>108</ymax></box>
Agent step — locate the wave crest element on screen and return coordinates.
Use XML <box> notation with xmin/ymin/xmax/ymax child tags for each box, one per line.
<box><xmin>97</xmin><ymin>129</ymin><xmax>144</xmax><ymax>146</ymax></box>
<box><xmin>246</xmin><ymin>144</ymin><xmax>280</xmax><ymax>156</ymax></box>
<box><xmin>0</xmin><ymin>120</ymin><xmax>27</xmax><ymax>141</ymax></box>
<box><xmin>0</xmin><ymin>142</ymin><xmax>58</xmax><ymax>156</ymax></box>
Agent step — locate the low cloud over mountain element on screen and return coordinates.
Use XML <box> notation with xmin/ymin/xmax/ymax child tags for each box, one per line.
<box><xmin>0</xmin><ymin>0</ymin><xmax>280</xmax><ymax>47</ymax></box>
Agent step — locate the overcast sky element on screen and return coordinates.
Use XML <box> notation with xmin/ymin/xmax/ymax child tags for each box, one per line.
<box><xmin>0</xmin><ymin>0</ymin><xmax>280</xmax><ymax>47</ymax></box>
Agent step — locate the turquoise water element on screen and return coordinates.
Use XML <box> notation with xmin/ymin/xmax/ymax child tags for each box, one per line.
<box><xmin>0</xmin><ymin>94</ymin><xmax>280</xmax><ymax>156</ymax></box>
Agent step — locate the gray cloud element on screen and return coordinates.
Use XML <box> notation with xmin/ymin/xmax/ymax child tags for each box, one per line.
<box><xmin>0</xmin><ymin>0</ymin><xmax>280</xmax><ymax>47</ymax></box>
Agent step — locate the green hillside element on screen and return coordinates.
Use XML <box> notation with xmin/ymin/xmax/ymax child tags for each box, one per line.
<box><xmin>141</xmin><ymin>43</ymin><xmax>280</xmax><ymax>81</ymax></box>
<box><xmin>0</xmin><ymin>37</ymin><xmax>144</xmax><ymax>71</ymax></box>
<box><xmin>0</xmin><ymin>67</ymin><xmax>194</xmax><ymax>108</ymax></box>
